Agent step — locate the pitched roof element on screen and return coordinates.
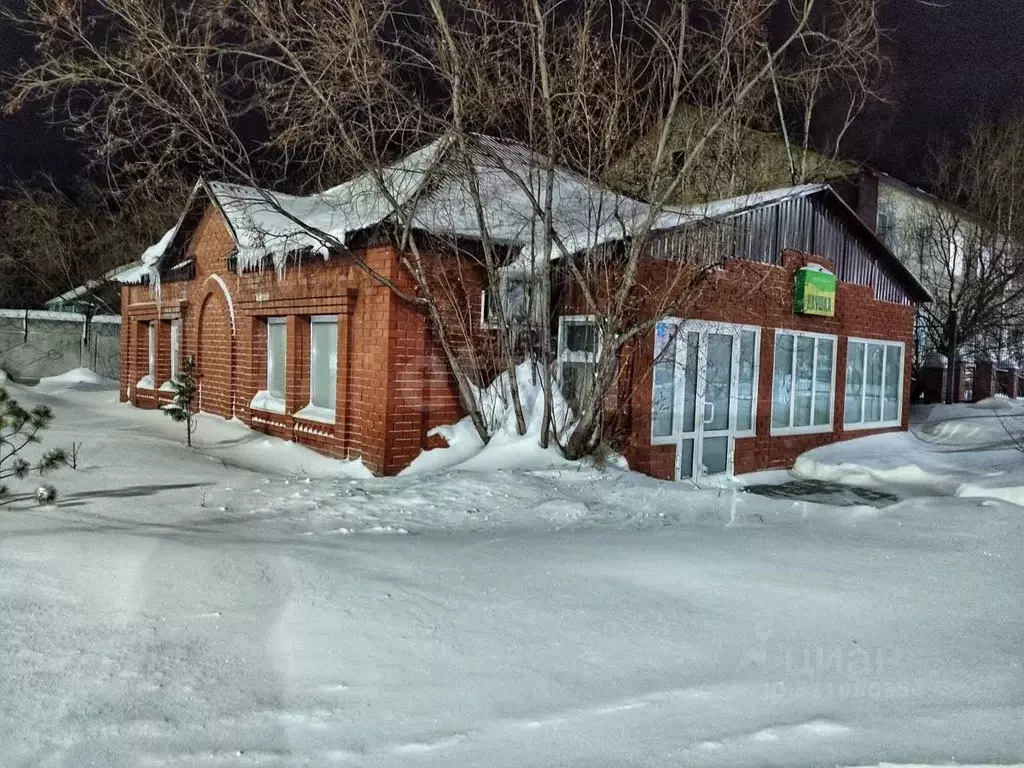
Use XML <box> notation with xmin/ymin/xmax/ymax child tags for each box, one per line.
<box><xmin>663</xmin><ymin>182</ymin><xmax>932</xmax><ymax>304</ymax></box>
<box><xmin>680</xmin><ymin>183</ymin><xmax>829</xmax><ymax>220</ymax></box>
<box><xmin>125</xmin><ymin>134</ymin><xmax>690</xmax><ymax>284</ymax></box>
<box><xmin>46</xmin><ymin>262</ymin><xmax>143</xmax><ymax>307</ymax></box>
<box><xmin>124</xmin><ymin>135</ymin><xmax>929</xmax><ymax>303</ymax></box>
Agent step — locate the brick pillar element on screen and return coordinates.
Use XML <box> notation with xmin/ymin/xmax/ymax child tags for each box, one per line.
<box><xmin>919</xmin><ymin>364</ymin><xmax>946</xmax><ymax>404</ymax></box>
<box><xmin>334</xmin><ymin>291</ymin><xmax>357</xmax><ymax>455</ymax></box>
<box><xmin>239</xmin><ymin>315</ymin><xmax>258</xmax><ymax>426</ymax></box>
<box><xmin>953</xmin><ymin>361</ymin><xmax>970</xmax><ymax>403</ymax></box>
<box><xmin>120</xmin><ymin>315</ymin><xmax>133</xmax><ymax>403</ymax></box>
<box><xmin>285</xmin><ymin>315</ymin><xmax>309</xmax><ymax>415</ymax></box>
<box><xmin>998</xmin><ymin>366</ymin><xmax>1019</xmax><ymax>398</ymax></box>
<box><xmin>974</xmin><ymin>360</ymin><xmax>997</xmax><ymax>401</ymax></box>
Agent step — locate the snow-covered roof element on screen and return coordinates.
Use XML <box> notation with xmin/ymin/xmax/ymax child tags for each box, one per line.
<box><xmin>680</xmin><ymin>183</ymin><xmax>828</xmax><ymax>220</ymax></box>
<box><xmin>117</xmin><ymin>216</ymin><xmax>186</xmax><ymax>285</ymax></box>
<box><xmin>46</xmin><ymin>262</ymin><xmax>148</xmax><ymax>304</ymax></box>
<box><xmin>128</xmin><ymin>137</ymin><xmax>929</xmax><ymax>303</ymax></box>
<box><xmin>115</xmin><ymin>263</ymin><xmax>152</xmax><ymax>286</ymax></box>
<box><xmin>134</xmin><ymin>134</ymin><xmax>691</xmax><ymax>279</ymax></box>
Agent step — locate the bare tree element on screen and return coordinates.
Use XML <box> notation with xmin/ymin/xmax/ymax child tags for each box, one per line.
<box><xmin>0</xmin><ymin>178</ymin><xmax>189</xmax><ymax>312</ymax></box>
<box><xmin>9</xmin><ymin>0</ymin><xmax>883</xmax><ymax>458</ymax></box>
<box><xmin>884</xmin><ymin>119</ymin><xmax>1024</xmax><ymax>370</ymax></box>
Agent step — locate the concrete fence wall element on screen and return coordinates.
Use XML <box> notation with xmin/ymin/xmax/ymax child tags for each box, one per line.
<box><xmin>0</xmin><ymin>309</ymin><xmax>121</xmax><ymax>384</ymax></box>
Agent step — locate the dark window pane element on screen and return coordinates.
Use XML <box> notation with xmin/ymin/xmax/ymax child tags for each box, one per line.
<box><xmin>565</xmin><ymin>322</ymin><xmax>600</xmax><ymax>354</ymax></box>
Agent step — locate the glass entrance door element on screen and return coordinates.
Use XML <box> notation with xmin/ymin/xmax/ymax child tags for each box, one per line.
<box><xmin>700</xmin><ymin>332</ymin><xmax>734</xmax><ymax>476</ymax></box>
<box><xmin>652</xmin><ymin>320</ymin><xmax>760</xmax><ymax>482</ymax></box>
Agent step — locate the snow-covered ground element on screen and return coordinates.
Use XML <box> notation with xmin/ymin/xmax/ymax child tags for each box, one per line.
<box><xmin>793</xmin><ymin>395</ymin><xmax>1024</xmax><ymax>507</ymax></box>
<box><xmin>1</xmin><ymin>378</ymin><xmax>1022</xmax><ymax>767</ymax></box>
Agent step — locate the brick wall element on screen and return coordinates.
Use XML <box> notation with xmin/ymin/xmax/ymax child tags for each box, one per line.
<box><xmin>121</xmin><ymin>199</ymin><xmax>917</xmax><ymax>480</ymax></box>
<box><xmin>614</xmin><ymin>250</ymin><xmax>915</xmax><ymax>480</ymax></box>
<box><xmin>121</xmin><ymin>204</ymin><xmax>470</xmax><ymax>475</ymax></box>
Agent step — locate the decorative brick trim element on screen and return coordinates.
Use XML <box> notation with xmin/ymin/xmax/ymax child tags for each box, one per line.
<box><xmin>238</xmin><ymin>292</ymin><xmax>358</xmax><ymax>316</ymax></box>
<box><xmin>125</xmin><ymin>298</ymin><xmax>188</xmax><ymax>322</ymax></box>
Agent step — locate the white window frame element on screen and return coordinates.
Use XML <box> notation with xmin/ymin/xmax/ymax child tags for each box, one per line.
<box><xmin>557</xmin><ymin>315</ymin><xmax>602</xmax><ymax>359</ymax></box>
<box><xmin>649</xmin><ymin>319</ymin><xmax>692</xmax><ymax>448</ymax></box>
<box><xmin>731</xmin><ymin>324</ymin><xmax>761</xmax><ymax>439</ymax></box>
<box><xmin>147</xmin><ymin>321</ymin><xmax>156</xmax><ymax>381</ymax></box>
<box><xmin>557</xmin><ymin>315</ymin><xmax>602</xmax><ymax>406</ymax></box>
<box><xmin>136</xmin><ymin>321</ymin><xmax>158</xmax><ymax>390</ymax></box>
<box><xmin>266</xmin><ymin>317</ymin><xmax>287</xmax><ymax>401</ymax></box>
<box><xmin>303</xmin><ymin>315</ymin><xmax>339</xmax><ymax>420</ymax></box>
<box><xmin>169</xmin><ymin>319</ymin><xmax>181</xmax><ymax>382</ymax></box>
<box><xmin>481</xmin><ymin>271</ymin><xmax>544</xmax><ymax>328</ymax></box>
<box><xmin>769</xmin><ymin>329</ymin><xmax>838</xmax><ymax>437</ymax></box>
<box><xmin>649</xmin><ymin>319</ymin><xmax>762</xmax><ymax>447</ymax></box>
<box><xmin>844</xmin><ymin>337</ymin><xmax>905</xmax><ymax>431</ymax></box>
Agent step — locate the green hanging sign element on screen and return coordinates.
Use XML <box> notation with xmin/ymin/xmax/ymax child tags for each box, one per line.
<box><xmin>794</xmin><ymin>268</ymin><xmax>837</xmax><ymax>317</ymax></box>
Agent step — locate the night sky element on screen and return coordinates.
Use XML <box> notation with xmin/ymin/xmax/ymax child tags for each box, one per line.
<box><xmin>1</xmin><ymin>0</ymin><xmax>1022</xmax><ymax>190</ymax></box>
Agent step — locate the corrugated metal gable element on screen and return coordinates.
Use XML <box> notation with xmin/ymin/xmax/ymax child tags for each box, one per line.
<box><xmin>646</xmin><ymin>188</ymin><xmax>929</xmax><ymax>305</ymax></box>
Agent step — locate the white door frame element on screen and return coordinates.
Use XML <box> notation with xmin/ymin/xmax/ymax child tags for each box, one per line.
<box><xmin>651</xmin><ymin>319</ymin><xmax>761</xmax><ymax>482</ymax></box>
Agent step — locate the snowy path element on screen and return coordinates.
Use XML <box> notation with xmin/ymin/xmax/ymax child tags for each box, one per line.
<box><xmin>1</xmin><ymin>384</ymin><xmax>1022</xmax><ymax>766</ymax></box>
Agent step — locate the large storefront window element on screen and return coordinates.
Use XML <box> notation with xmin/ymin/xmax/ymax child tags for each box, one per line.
<box><xmin>845</xmin><ymin>339</ymin><xmax>903</xmax><ymax>429</ymax></box>
<box><xmin>737</xmin><ymin>329</ymin><xmax>758</xmax><ymax>432</ymax></box>
<box><xmin>771</xmin><ymin>330</ymin><xmax>836</xmax><ymax>434</ymax></box>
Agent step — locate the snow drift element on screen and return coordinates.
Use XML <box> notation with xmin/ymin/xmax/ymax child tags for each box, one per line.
<box><xmin>34</xmin><ymin>367</ymin><xmax>118</xmax><ymax>394</ymax></box>
<box><xmin>402</xmin><ymin>361</ymin><xmax>616</xmax><ymax>475</ymax></box>
<box><xmin>1</xmin><ymin>385</ymin><xmax>1023</xmax><ymax>764</ymax></box>
<box><xmin>792</xmin><ymin>402</ymin><xmax>1024</xmax><ymax>507</ymax></box>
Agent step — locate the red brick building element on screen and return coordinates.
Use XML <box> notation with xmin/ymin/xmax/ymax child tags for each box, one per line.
<box><xmin>119</xmin><ymin>137</ymin><xmax>929</xmax><ymax>480</ymax></box>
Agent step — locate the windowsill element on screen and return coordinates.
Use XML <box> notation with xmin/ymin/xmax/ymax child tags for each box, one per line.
<box><xmin>136</xmin><ymin>376</ymin><xmax>155</xmax><ymax>390</ymax></box>
<box><xmin>250</xmin><ymin>390</ymin><xmax>287</xmax><ymax>414</ymax></box>
<box><xmin>294</xmin><ymin>404</ymin><xmax>337</xmax><ymax>424</ymax></box>
<box><xmin>769</xmin><ymin>424</ymin><xmax>834</xmax><ymax>438</ymax></box>
<box><xmin>844</xmin><ymin>419</ymin><xmax>901</xmax><ymax>432</ymax></box>
<box><xmin>481</xmin><ymin>318</ymin><xmax>543</xmax><ymax>331</ymax></box>
<box><xmin>159</xmin><ymin>380</ymin><xmax>177</xmax><ymax>393</ymax></box>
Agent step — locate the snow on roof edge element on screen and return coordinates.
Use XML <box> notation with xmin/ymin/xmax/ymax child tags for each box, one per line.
<box><xmin>0</xmin><ymin>308</ymin><xmax>121</xmax><ymax>323</ymax></box>
<box><xmin>679</xmin><ymin>183</ymin><xmax>828</xmax><ymax>221</ymax></box>
<box><xmin>46</xmin><ymin>262</ymin><xmax>147</xmax><ymax>305</ymax></box>
<box><xmin>132</xmin><ymin>142</ymin><xmax>912</xmax><ymax>300</ymax></box>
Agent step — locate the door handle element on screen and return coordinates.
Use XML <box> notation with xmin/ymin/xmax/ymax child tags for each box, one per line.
<box><xmin>703</xmin><ymin>401</ymin><xmax>715</xmax><ymax>425</ymax></box>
